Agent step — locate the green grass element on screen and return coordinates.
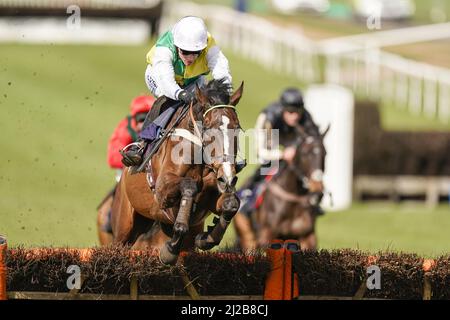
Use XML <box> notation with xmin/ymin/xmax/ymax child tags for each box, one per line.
<box><xmin>0</xmin><ymin>44</ymin><xmax>151</xmax><ymax>247</ymax></box>
<box><xmin>218</xmin><ymin>202</ymin><xmax>450</xmax><ymax>258</ymax></box>
<box><xmin>0</xmin><ymin>43</ymin><xmax>448</xmax><ymax>256</ymax></box>
<box><xmin>409</xmin><ymin>0</ymin><xmax>450</xmax><ymax>24</ymax></box>
<box><xmin>316</xmin><ymin>203</ymin><xmax>450</xmax><ymax>258</ymax></box>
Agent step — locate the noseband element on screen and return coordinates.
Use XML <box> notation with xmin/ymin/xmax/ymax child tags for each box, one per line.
<box><xmin>170</xmin><ymin>103</ymin><xmax>239</xmax><ymax>174</ymax></box>
<box><xmin>287</xmin><ymin>134</ymin><xmax>324</xmax><ymax>189</ymax></box>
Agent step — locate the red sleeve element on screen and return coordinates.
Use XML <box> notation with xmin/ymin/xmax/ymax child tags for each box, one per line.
<box><xmin>107</xmin><ymin>118</ymin><xmax>133</xmax><ymax>169</ymax></box>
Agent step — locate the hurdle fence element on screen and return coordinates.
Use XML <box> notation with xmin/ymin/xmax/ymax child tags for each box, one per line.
<box><xmin>0</xmin><ymin>236</ymin><xmax>447</xmax><ymax>300</ymax></box>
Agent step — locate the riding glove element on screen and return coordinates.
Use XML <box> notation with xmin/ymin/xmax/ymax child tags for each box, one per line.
<box><xmin>177</xmin><ymin>90</ymin><xmax>195</xmax><ymax>104</ymax></box>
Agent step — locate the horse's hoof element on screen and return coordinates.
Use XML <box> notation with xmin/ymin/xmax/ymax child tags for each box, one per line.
<box><xmin>195</xmin><ymin>233</ymin><xmax>215</xmax><ymax>251</ymax></box>
<box><xmin>222</xmin><ymin>196</ymin><xmax>240</xmax><ymax>220</ymax></box>
<box><xmin>159</xmin><ymin>243</ymin><xmax>179</xmax><ymax>265</ymax></box>
<box><xmin>180</xmin><ymin>178</ymin><xmax>198</xmax><ymax>197</ymax></box>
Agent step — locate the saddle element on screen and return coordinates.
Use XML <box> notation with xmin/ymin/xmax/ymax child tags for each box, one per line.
<box><xmin>254</xmin><ymin>171</ymin><xmax>277</xmax><ymax>209</ymax></box>
<box><xmin>132</xmin><ymin>98</ymin><xmax>189</xmax><ymax>174</ymax></box>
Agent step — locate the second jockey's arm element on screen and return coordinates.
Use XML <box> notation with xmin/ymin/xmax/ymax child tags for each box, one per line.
<box><xmin>255</xmin><ymin>113</ymin><xmax>283</xmax><ymax>162</ymax></box>
<box><xmin>152</xmin><ymin>46</ymin><xmax>183</xmax><ymax>100</ymax></box>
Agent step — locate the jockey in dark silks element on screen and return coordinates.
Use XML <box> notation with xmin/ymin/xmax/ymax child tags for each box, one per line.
<box><xmin>233</xmin><ymin>88</ymin><xmax>325</xmax><ymax>247</ymax></box>
<box><xmin>121</xmin><ymin>16</ymin><xmax>233</xmax><ymax>167</ymax></box>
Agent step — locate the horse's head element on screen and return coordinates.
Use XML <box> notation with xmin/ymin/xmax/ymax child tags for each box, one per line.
<box><xmin>292</xmin><ymin>125</ymin><xmax>329</xmax><ymax>195</ymax></box>
<box><xmin>192</xmin><ymin>79</ymin><xmax>244</xmax><ymax>193</ymax></box>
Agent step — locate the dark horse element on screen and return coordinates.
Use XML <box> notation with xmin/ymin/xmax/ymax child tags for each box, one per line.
<box><xmin>110</xmin><ymin>80</ymin><xmax>244</xmax><ymax>264</ymax></box>
<box><xmin>239</xmin><ymin>125</ymin><xmax>329</xmax><ymax>251</ymax></box>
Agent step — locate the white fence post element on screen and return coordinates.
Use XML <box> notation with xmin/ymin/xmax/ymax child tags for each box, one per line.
<box><xmin>396</xmin><ymin>72</ymin><xmax>409</xmax><ymax>109</ymax></box>
<box><xmin>365</xmin><ymin>43</ymin><xmax>381</xmax><ymax>100</ymax></box>
<box><xmin>382</xmin><ymin>67</ymin><xmax>395</xmax><ymax>105</ymax></box>
<box><xmin>423</xmin><ymin>68</ymin><xmax>438</xmax><ymax>119</ymax></box>
<box><xmin>305</xmin><ymin>85</ymin><xmax>354</xmax><ymax>211</ymax></box>
<box><xmin>438</xmin><ymin>81</ymin><xmax>450</xmax><ymax>124</ymax></box>
<box><xmin>409</xmin><ymin>75</ymin><xmax>423</xmax><ymax>116</ymax></box>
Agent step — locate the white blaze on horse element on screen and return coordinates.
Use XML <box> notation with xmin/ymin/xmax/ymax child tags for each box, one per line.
<box><xmin>109</xmin><ymin>79</ymin><xmax>244</xmax><ymax>265</ymax></box>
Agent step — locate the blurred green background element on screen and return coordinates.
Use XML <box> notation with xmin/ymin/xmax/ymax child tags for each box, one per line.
<box><xmin>1</xmin><ymin>42</ymin><xmax>449</xmax><ymax>257</ymax></box>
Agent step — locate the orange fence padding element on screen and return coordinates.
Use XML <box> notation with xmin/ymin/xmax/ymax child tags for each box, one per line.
<box><xmin>0</xmin><ymin>235</ymin><xmax>7</xmax><ymax>300</ymax></box>
<box><xmin>422</xmin><ymin>259</ymin><xmax>436</xmax><ymax>272</ymax></box>
<box><xmin>367</xmin><ymin>255</ymin><xmax>378</xmax><ymax>266</ymax></box>
<box><xmin>264</xmin><ymin>240</ymin><xmax>285</xmax><ymax>300</ymax></box>
<box><xmin>283</xmin><ymin>249</ymin><xmax>299</xmax><ymax>300</ymax></box>
<box><xmin>264</xmin><ymin>239</ymin><xmax>300</xmax><ymax>300</ymax></box>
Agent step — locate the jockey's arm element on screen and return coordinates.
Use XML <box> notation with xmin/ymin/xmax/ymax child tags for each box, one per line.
<box><xmin>255</xmin><ymin>113</ymin><xmax>283</xmax><ymax>162</ymax></box>
<box><xmin>151</xmin><ymin>46</ymin><xmax>183</xmax><ymax>100</ymax></box>
<box><xmin>206</xmin><ymin>46</ymin><xmax>232</xmax><ymax>86</ymax></box>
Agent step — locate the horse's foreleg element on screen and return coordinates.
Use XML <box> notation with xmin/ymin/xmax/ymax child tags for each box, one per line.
<box><xmin>234</xmin><ymin>211</ymin><xmax>257</xmax><ymax>253</ymax></box>
<box><xmin>195</xmin><ymin>192</ymin><xmax>240</xmax><ymax>251</ymax></box>
<box><xmin>159</xmin><ymin>178</ymin><xmax>198</xmax><ymax>265</ymax></box>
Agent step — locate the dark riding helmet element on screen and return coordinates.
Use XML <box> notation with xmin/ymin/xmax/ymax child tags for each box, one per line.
<box><xmin>280</xmin><ymin>88</ymin><xmax>304</xmax><ymax>112</ymax></box>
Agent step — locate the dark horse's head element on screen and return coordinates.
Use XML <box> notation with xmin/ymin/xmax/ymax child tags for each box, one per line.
<box><xmin>292</xmin><ymin>125</ymin><xmax>329</xmax><ymax>197</ymax></box>
<box><xmin>192</xmin><ymin>79</ymin><xmax>244</xmax><ymax>193</ymax></box>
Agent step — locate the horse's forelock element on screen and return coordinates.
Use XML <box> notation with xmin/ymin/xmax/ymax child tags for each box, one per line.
<box><xmin>203</xmin><ymin>79</ymin><xmax>232</xmax><ymax>105</ymax></box>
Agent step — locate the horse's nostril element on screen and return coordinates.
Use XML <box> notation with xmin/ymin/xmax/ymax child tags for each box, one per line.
<box><xmin>231</xmin><ymin>176</ymin><xmax>238</xmax><ymax>187</ymax></box>
<box><xmin>218</xmin><ymin>176</ymin><xmax>226</xmax><ymax>184</ymax></box>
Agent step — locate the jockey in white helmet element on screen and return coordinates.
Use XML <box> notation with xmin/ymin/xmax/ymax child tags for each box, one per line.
<box><xmin>145</xmin><ymin>15</ymin><xmax>232</xmax><ymax>103</ymax></box>
<box><xmin>121</xmin><ymin>16</ymin><xmax>233</xmax><ymax>167</ymax></box>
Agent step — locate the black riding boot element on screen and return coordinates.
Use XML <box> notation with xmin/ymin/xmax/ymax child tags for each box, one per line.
<box><xmin>120</xmin><ymin>139</ymin><xmax>147</xmax><ymax>167</ymax></box>
<box><xmin>120</xmin><ymin>97</ymin><xmax>172</xmax><ymax>167</ymax></box>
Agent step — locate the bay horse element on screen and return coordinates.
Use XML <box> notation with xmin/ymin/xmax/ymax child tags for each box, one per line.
<box><xmin>241</xmin><ymin>125</ymin><xmax>329</xmax><ymax>251</ymax></box>
<box><xmin>110</xmin><ymin>79</ymin><xmax>244</xmax><ymax>265</ymax></box>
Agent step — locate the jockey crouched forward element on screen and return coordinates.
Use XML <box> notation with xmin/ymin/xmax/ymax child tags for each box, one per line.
<box><xmin>121</xmin><ymin>16</ymin><xmax>237</xmax><ymax>168</ymax></box>
<box><xmin>233</xmin><ymin>88</ymin><xmax>325</xmax><ymax>250</ymax></box>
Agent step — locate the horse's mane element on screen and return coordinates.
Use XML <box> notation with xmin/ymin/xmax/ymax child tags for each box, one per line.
<box><xmin>202</xmin><ymin>79</ymin><xmax>232</xmax><ymax>105</ymax></box>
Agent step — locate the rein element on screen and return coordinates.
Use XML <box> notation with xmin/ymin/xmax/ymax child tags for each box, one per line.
<box><xmin>136</xmin><ymin>101</ymin><xmax>187</xmax><ymax>172</ymax></box>
<box><xmin>169</xmin><ymin>103</ymin><xmax>238</xmax><ymax>173</ymax></box>
<box><xmin>267</xmin><ymin>182</ymin><xmax>312</xmax><ymax>207</ymax></box>
<box><xmin>264</xmin><ymin>133</ymin><xmax>324</xmax><ymax>206</ymax></box>
<box><xmin>178</xmin><ymin>103</ymin><xmax>237</xmax><ymax>148</ymax></box>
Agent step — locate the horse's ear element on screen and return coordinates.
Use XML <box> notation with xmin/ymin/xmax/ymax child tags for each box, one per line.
<box><xmin>230</xmin><ymin>81</ymin><xmax>244</xmax><ymax>106</ymax></box>
<box><xmin>195</xmin><ymin>84</ymin><xmax>208</xmax><ymax>106</ymax></box>
<box><xmin>321</xmin><ymin>124</ymin><xmax>331</xmax><ymax>139</ymax></box>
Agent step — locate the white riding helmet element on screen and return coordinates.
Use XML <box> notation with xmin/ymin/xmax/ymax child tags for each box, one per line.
<box><xmin>172</xmin><ymin>16</ymin><xmax>208</xmax><ymax>52</ymax></box>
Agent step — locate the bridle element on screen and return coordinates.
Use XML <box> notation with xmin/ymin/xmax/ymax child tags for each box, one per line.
<box><xmin>267</xmin><ymin>133</ymin><xmax>326</xmax><ymax>207</ymax></box>
<box><xmin>169</xmin><ymin>101</ymin><xmax>240</xmax><ymax>175</ymax></box>
<box><xmin>288</xmin><ymin>134</ymin><xmax>325</xmax><ymax>189</ymax></box>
